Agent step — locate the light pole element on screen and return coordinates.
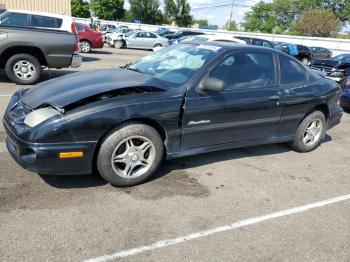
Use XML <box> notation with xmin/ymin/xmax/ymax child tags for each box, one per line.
<box><xmin>228</xmin><ymin>0</ymin><xmax>234</xmax><ymax>29</ymax></box>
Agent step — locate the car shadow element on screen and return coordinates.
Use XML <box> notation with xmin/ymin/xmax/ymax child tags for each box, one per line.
<box><xmin>82</xmin><ymin>56</ymin><xmax>101</xmax><ymax>62</ymax></box>
<box><xmin>39</xmin><ymin>172</ymin><xmax>107</xmax><ymax>189</ymax></box>
<box><xmin>0</xmin><ymin>70</ymin><xmax>12</xmax><ymax>83</ymax></box>
<box><xmin>37</xmin><ymin>135</ymin><xmax>333</xmax><ymax>189</ymax></box>
<box><xmin>90</xmin><ymin>50</ymin><xmax>113</xmax><ymax>55</ymax></box>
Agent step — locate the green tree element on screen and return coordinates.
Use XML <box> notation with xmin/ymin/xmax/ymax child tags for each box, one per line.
<box><xmin>123</xmin><ymin>9</ymin><xmax>134</xmax><ymax>22</ymax></box>
<box><xmin>71</xmin><ymin>0</ymin><xmax>90</xmax><ymax>18</ymax></box>
<box><xmin>242</xmin><ymin>0</ymin><xmax>350</xmax><ymax>34</ymax></box>
<box><xmin>193</xmin><ymin>19</ymin><xmax>208</xmax><ymax>27</ymax></box>
<box><xmin>227</xmin><ymin>20</ymin><xmax>238</xmax><ymax>31</ymax></box>
<box><xmin>294</xmin><ymin>9</ymin><xmax>341</xmax><ymax>37</ymax></box>
<box><xmin>90</xmin><ymin>0</ymin><xmax>125</xmax><ymax>20</ymax></box>
<box><xmin>128</xmin><ymin>0</ymin><xmax>163</xmax><ymax>24</ymax></box>
<box><xmin>241</xmin><ymin>2</ymin><xmax>278</xmax><ymax>33</ymax></box>
<box><xmin>164</xmin><ymin>0</ymin><xmax>193</xmax><ymax>27</ymax></box>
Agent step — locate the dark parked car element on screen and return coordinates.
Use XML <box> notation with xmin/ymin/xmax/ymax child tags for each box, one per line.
<box><xmin>310</xmin><ymin>47</ymin><xmax>332</xmax><ymax>59</ymax></box>
<box><xmin>235</xmin><ymin>36</ymin><xmax>274</xmax><ymax>49</ymax></box>
<box><xmin>166</xmin><ymin>30</ymin><xmax>204</xmax><ymax>40</ymax></box>
<box><xmin>75</xmin><ymin>23</ymin><xmax>104</xmax><ymax>53</ymax></box>
<box><xmin>3</xmin><ymin>43</ymin><xmax>343</xmax><ymax>186</ymax></box>
<box><xmin>155</xmin><ymin>27</ymin><xmax>174</xmax><ymax>37</ymax></box>
<box><xmin>310</xmin><ymin>54</ymin><xmax>350</xmax><ymax>82</ymax></box>
<box><xmin>275</xmin><ymin>43</ymin><xmax>313</xmax><ymax>64</ymax></box>
<box><xmin>340</xmin><ymin>77</ymin><xmax>350</xmax><ymax>110</ymax></box>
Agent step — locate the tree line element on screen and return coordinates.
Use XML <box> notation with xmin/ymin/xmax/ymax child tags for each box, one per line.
<box><xmin>71</xmin><ymin>0</ymin><xmax>193</xmax><ymax>27</ymax></box>
<box><xmin>242</xmin><ymin>0</ymin><xmax>350</xmax><ymax>37</ymax></box>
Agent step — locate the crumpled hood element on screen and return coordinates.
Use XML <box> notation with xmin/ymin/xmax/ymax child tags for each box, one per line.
<box><xmin>21</xmin><ymin>68</ymin><xmax>166</xmax><ymax>109</ymax></box>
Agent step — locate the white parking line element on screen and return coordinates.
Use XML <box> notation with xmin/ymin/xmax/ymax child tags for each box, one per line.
<box><xmin>0</xmin><ymin>95</ymin><xmax>12</xmax><ymax>97</ymax></box>
<box><xmin>83</xmin><ymin>194</ymin><xmax>350</xmax><ymax>262</ymax></box>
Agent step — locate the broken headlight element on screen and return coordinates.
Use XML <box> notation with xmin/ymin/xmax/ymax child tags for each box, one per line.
<box><xmin>24</xmin><ymin>107</ymin><xmax>60</xmax><ymax>128</ymax></box>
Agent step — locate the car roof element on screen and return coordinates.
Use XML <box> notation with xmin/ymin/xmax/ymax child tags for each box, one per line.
<box><xmin>237</xmin><ymin>36</ymin><xmax>271</xmax><ymax>41</ymax></box>
<box><xmin>7</xmin><ymin>9</ymin><xmax>72</xmax><ymax>19</ymax></box>
<box><xmin>184</xmin><ymin>41</ymin><xmax>276</xmax><ymax>52</ymax></box>
<box><xmin>184</xmin><ymin>34</ymin><xmax>247</xmax><ymax>44</ymax></box>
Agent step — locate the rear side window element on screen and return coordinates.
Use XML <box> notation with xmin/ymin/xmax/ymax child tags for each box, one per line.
<box><xmin>76</xmin><ymin>24</ymin><xmax>84</xmax><ymax>33</ymax></box>
<box><xmin>252</xmin><ymin>39</ymin><xmax>263</xmax><ymax>46</ymax></box>
<box><xmin>209</xmin><ymin>51</ymin><xmax>276</xmax><ymax>89</ymax></box>
<box><xmin>263</xmin><ymin>41</ymin><xmax>273</xmax><ymax>48</ymax></box>
<box><xmin>30</xmin><ymin>15</ymin><xmax>62</xmax><ymax>28</ymax></box>
<box><xmin>279</xmin><ymin>55</ymin><xmax>307</xmax><ymax>84</ymax></box>
<box><xmin>148</xmin><ymin>33</ymin><xmax>157</xmax><ymax>38</ymax></box>
<box><xmin>0</xmin><ymin>12</ymin><xmax>29</xmax><ymax>26</ymax></box>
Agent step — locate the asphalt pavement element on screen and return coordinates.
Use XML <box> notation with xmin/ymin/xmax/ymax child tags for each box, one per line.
<box><xmin>0</xmin><ymin>47</ymin><xmax>349</xmax><ymax>262</ymax></box>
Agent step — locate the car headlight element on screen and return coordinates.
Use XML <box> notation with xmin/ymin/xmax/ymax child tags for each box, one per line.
<box><xmin>24</xmin><ymin>107</ymin><xmax>60</xmax><ymax>128</ymax></box>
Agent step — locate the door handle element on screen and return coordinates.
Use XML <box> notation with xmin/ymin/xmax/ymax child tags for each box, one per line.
<box><xmin>269</xmin><ymin>95</ymin><xmax>280</xmax><ymax>101</ymax></box>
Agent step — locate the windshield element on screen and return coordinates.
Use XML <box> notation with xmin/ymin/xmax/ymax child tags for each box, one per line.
<box><xmin>128</xmin><ymin>43</ymin><xmax>222</xmax><ymax>85</ymax></box>
<box><xmin>275</xmin><ymin>43</ymin><xmax>289</xmax><ymax>51</ymax></box>
<box><xmin>125</xmin><ymin>30</ymin><xmax>135</xmax><ymax>37</ymax></box>
<box><xmin>333</xmin><ymin>54</ymin><xmax>350</xmax><ymax>62</ymax></box>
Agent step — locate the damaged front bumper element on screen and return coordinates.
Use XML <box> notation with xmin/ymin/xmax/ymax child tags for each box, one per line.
<box><xmin>3</xmin><ymin>117</ymin><xmax>97</xmax><ymax>175</ymax></box>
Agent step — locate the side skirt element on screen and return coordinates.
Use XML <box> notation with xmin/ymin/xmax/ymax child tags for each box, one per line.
<box><xmin>166</xmin><ymin>136</ymin><xmax>294</xmax><ymax>160</ymax></box>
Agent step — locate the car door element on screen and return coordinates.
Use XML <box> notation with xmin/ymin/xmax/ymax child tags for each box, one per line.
<box><xmin>143</xmin><ymin>32</ymin><xmax>157</xmax><ymax>49</ymax></box>
<box><xmin>128</xmin><ymin>32</ymin><xmax>144</xmax><ymax>48</ymax></box>
<box><xmin>275</xmin><ymin>54</ymin><xmax>313</xmax><ymax>138</ymax></box>
<box><xmin>181</xmin><ymin>50</ymin><xmax>285</xmax><ymax>149</ymax></box>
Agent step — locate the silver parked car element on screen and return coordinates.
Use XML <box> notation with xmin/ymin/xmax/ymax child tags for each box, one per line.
<box><xmin>120</xmin><ymin>31</ymin><xmax>169</xmax><ymax>50</ymax></box>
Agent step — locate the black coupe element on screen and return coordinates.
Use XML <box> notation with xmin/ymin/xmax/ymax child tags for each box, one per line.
<box><xmin>3</xmin><ymin>43</ymin><xmax>343</xmax><ymax>186</ymax></box>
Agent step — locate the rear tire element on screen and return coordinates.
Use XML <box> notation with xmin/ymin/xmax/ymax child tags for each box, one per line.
<box><xmin>290</xmin><ymin>111</ymin><xmax>326</xmax><ymax>152</ymax></box>
<box><xmin>5</xmin><ymin>53</ymin><xmax>41</xmax><ymax>85</ymax></box>
<box><xmin>80</xmin><ymin>40</ymin><xmax>92</xmax><ymax>53</ymax></box>
<box><xmin>97</xmin><ymin>123</ymin><xmax>164</xmax><ymax>187</ymax></box>
<box><xmin>153</xmin><ymin>43</ymin><xmax>163</xmax><ymax>51</ymax></box>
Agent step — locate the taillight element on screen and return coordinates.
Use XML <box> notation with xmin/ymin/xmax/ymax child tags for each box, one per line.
<box><xmin>71</xmin><ymin>22</ymin><xmax>77</xmax><ymax>34</ymax></box>
<box><xmin>73</xmin><ymin>39</ymin><xmax>80</xmax><ymax>54</ymax></box>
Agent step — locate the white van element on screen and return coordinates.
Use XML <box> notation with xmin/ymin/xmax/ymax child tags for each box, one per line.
<box><xmin>0</xmin><ymin>10</ymin><xmax>76</xmax><ymax>33</ymax></box>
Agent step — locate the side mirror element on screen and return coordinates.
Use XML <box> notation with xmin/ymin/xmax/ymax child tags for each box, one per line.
<box><xmin>197</xmin><ymin>77</ymin><xmax>225</xmax><ymax>93</ymax></box>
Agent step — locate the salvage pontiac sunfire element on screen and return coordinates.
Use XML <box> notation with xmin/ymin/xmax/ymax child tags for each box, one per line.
<box><xmin>3</xmin><ymin>43</ymin><xmax>343</xmax><ymax>186</ymax></box>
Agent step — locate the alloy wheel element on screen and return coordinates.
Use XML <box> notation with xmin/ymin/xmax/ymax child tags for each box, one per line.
<box><xmin>111</xmin><ymin>136</ymin><xmax>155</xmax><ymax>179</ymax></box>
<box><xmin>80</xmin><ymin>41</ymin><xmax>91</xmax><ymax>53</ymax></box>
<box><xmin>303</xmin><ymin>118</ymin><xmax>323</xmax><ymax>146</ymax></box>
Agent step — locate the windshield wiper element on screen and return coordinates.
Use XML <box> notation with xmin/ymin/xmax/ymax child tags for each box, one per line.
<box><xmin>126</xmin><ymin>67</ymin><xmax>142</xmax><ymax>73</ymax></box>
<box><xmin>121</xmin><ymin>62</ymin><xmax>142</xmax><ymax>73</ymax></box>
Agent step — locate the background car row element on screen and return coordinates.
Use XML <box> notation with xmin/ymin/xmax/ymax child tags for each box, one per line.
<box><xmin>1</xmin><ymin>9</ymin><xmax>349</xmax><ymax>112</ymax></box>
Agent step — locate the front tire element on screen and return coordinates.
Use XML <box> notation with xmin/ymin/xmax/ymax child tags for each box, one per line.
<box><xmin>291</xmin><ymin>111</ymin><xmax>326</xmax><ymax>152</ymax></box>
<box><xmin>114</xmin><ymin>40</ymin><xmax>124</xmax><ymax>49</ymax></box>
<box><xmin>5</xmin><ymin>53</ymin><xmax>41</xmax><ymax>85</ymax></box>
<box><xmin>97</xmin><ymin>123</ymin><xmax>164</xmax><ymax>186</ymax></box>
<box><xmin>301</xmin><ymin>57</ymin><xmax>309</xmax><ymax>65</ymax></box>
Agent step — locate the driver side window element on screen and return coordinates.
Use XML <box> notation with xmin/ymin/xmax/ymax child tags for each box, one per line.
<box><xmin>209</xmin><ymin>51</ymin><xmax>276</xmax><ymax>90</ymax></box>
